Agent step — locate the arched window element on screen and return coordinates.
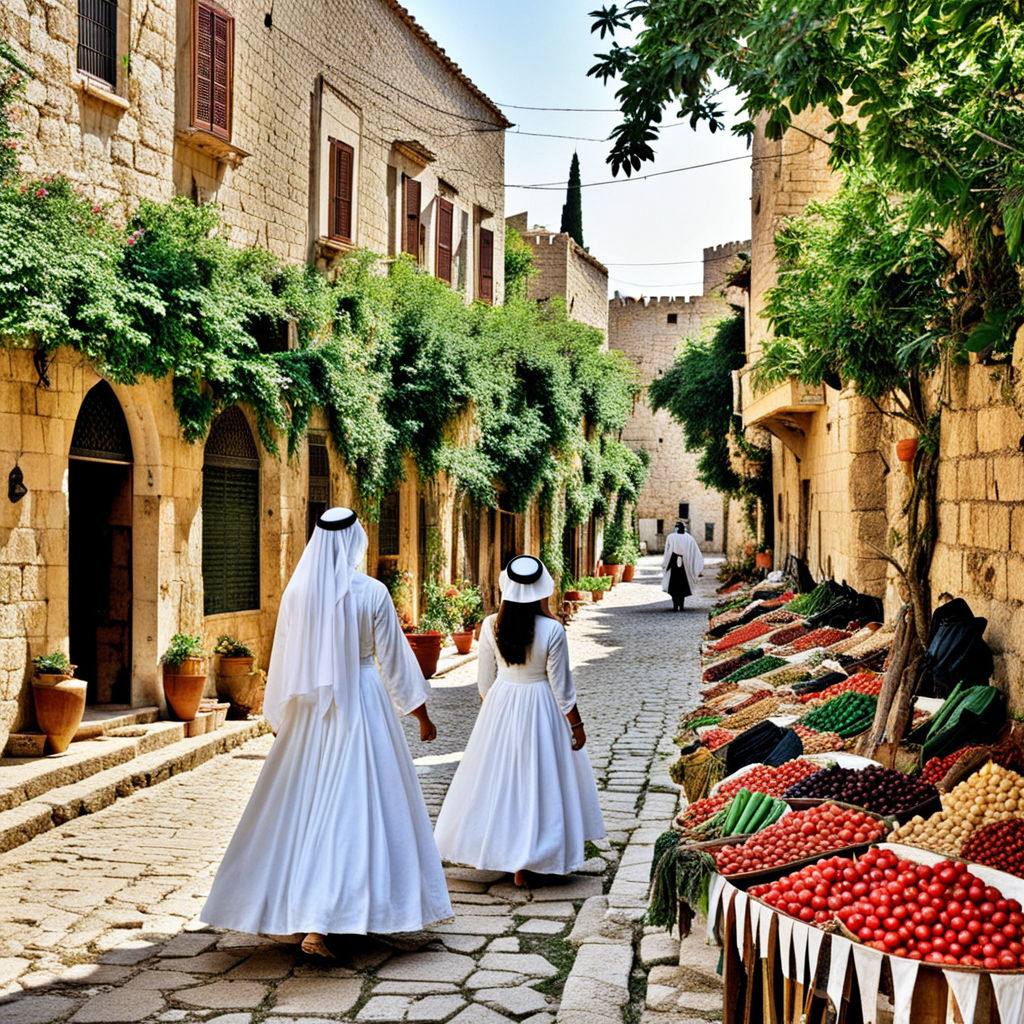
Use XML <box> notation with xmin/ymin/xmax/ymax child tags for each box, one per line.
<box><xmin>202</xmin><ymin>407</ymin><xmax>259</xmax><ymax>614</ymax></box>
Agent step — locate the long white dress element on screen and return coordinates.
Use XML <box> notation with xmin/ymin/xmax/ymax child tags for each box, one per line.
<box><xmin>660</xmin><ymin>530</ymin><xmax>704</xmax><ymax>595</ymax></box>
<box><xmin>433</xmin><ymin>614</ymin><xmax>605</xmax><ymax>875</ymax></box>
<box><xmin>201</xmin><ymin>575</ymin><xmax>452</xmax><ymax>936</ymax></box>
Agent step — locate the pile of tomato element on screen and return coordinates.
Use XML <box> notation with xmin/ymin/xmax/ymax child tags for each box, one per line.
<box><xmin>921</xmin><ymin>746</ymin><xmax>984</xmax><ymax>785</ymax></box>
<box><xmin>677</xmin><ymin>759</ymin><xmax>823</xmax><ymax>828</ymax></box>
<box><xmin>710</xmin><ymin>619</ymin><xmax>776</xmax><ymax>652</ymax></box>
<box><xmin>962</xmin><ymin>819</ymin><xmax>1024</xmax><ymax>877</ymax></box>
<box><xmin>750</xmin><ymin>847</ymin><xmax>1024</xmax><ymax>968</ymax></box>
<box><xmin>714</xmin><ymin>803</ymin><xmax>885</xmax><ymax>876</ymax></box>
<box><xmin>699</xmin><ymin>727</ymin><xmax>736</xmax><ymax>751</ymax></box>
<box><xmin>800</xmin><ymin>672</ymin><xmax>883</xmax><ymax>704</ymax></box>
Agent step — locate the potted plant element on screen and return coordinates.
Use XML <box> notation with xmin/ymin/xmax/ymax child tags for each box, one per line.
<box><xmin>213</xmin><ymin>635</ymin><xmax>263</xmax><ymax>719</ymax></box>
<box><xmin>408</xmin><ymin>579</ymin><xmax>460</xmax><ymax>677</ymax></box>
<box><xmin>577</xmin><ymin>575</ymin><xmax>611</xmax><ymax>602</ymax></box>
<box><xmin>380</xmin><ymin>564</ymin><xmax>415</xmax><ymax>632</ymax></box>
<box><xmin>755</xmin><ymin>545</ymin><xmax>773</xmax><ymax>570</ymax></box>
<box><xmin>161</xmin><ymin>633</ymin><xmax>207</xmax><ymax>722</ymax></box>
<box><xmin>621</xmin><ymin>533</ymin><xmax>641</xmax><ymax>582</ymax></box>
<box><xmin>562</xmin><ymin>575</ymin><xmax>587</xmax><ymax>603</ymax></box>
<box><xmin>31</xmin><ymin>651</ymin><xmax>86</xmax><ymax>754</ymax></box>
<box><xmin>453</xmin><ymin>582</ymin><xmax>483</xmax><ymax>655</ymax></box>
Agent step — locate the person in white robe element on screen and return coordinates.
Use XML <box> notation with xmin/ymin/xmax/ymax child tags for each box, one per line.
<box><xmin>201</xmin><ymin>507</ymin><xmax>452</xmax><ymax>959</ymax></box>
<box><xmin>661</xmin><ymin>519</ymin><xmax>703</xmax><ymax>611</ymax></box>
<box><xmin>433</xmin><ymin>555</ymin><xmax>604</xmax><ymax>885</ymax></box>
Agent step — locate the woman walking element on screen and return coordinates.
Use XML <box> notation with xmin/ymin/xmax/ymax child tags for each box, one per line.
<box><xmin>201</xmin><ymin>507</ymin><xmax>452</xmax><ymax>958</ymax></box>
<box><xmin>434</xmin><ymin>555</ymin><xmax>604</xmax><ymax>884</ymax></box>
<box><xmin>661</xmin><ymin>519</ymin><xmax>703</xmax><ymax>611</ymax></box>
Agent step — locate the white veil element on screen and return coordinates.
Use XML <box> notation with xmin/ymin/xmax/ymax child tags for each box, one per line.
<box><xmin>262</xmin><ymin>507</ymin><xmax>368</xmax><ymax>731</ymax></box>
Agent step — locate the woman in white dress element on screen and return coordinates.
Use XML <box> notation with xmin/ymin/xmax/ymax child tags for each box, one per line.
<box><xmin>201</xmin><ymin>507</ymin><xmax>452</xmax><ymax>958</ymax></box>
<box><xmin>434</xmin><ymin>555</ymin><xmax>604</xmax><ymax>885</ymax></box>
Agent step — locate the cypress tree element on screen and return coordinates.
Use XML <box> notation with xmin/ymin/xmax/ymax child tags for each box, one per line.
<box><xmin>560</xmin><ymin>152</ymin><xmax>584</xmax><ymax>248</ymax></box>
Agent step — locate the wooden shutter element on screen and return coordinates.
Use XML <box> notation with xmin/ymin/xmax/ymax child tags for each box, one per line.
<box><xmin>403</xmin><ymin>176</ymin><xmax>421</xmax><ymax>260</ymax></box>
<box><xmin>192</xmin><ymin>1</ymin><xmax>233</xmax><ymax>139</ymax></box>
<box><xmin>478</xmin><ymin>227</ymin><xmax>494</xmax><ymax>303</ymax></box>
<box><xmin>328</xmin><ymin>139</ymin><xmax>354</xmax><ymax>242</ymax></box>
<box><xmin>436</xmin><ymin>197</ymin><xmax>453</xmax><ymax>283</ymax></box>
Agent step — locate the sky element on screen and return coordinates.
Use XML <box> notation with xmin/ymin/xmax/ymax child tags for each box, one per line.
<box><xmin>400</xmin><ymin>0</ymin><xmax>751</xmax><ymax>299</ymax></box>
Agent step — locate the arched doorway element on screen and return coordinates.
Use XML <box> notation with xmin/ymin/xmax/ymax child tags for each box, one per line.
<box><xmin>69</xmin><ymin>381</ymin><xmax>133</xmax><ymax>706</ymax></box>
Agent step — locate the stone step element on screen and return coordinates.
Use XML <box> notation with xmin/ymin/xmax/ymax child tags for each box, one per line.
<box><xmin>74</xmin><ymin>704</ymin><xmax>161</xmax><ymax>741</ymax></box>
<box><xmin>0</xmin><ymin>718</ymin><xmax>268</xmax><ymax>854</ymax></box>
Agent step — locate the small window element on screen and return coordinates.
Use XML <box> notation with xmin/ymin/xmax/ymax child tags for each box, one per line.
<box><xmin>667</xmin><ymin>313</ymin><xmax>677</xmax><ymax>325</ymax></box>
<box><xmin>436</xmin><ymin>197</ymin><xmax>454</xmax><ymax>284</ymax></box>
<box><xmin>378</xmin><ymin>491</ymin><xmax>400</xmax><ymax>557</ymax></box>
<box><xmin>78</xmin><ymin>0</ymin><xmax>118</xmax><ymax>88</ymax></box>
<box><xmin>192</xmin><ymin>1</ymin><xmax>234</xmax><ymax>140</ymax></box>
<box><xmin>656</xmin><ymin>519</ymin><xmax>664</xmax><ymax>535</ymax></box>
<box><xmin>328</xmin><ymin>139</ymin><xmax>354</xmax><ymax>243</ymax></box>
<box><xmin>403</xmin><ymin>176</ymin><xmax>421</xmax><ymax>261</ymax></box>
<box><xmin>705</xmin><ymin>522</ymin><xmax>714</xmax><ymax>542</ymax></box>
<box><xmin>678</xmin><ymin>502</ymin><xmax>689</xmax><ymax>520</ymax></box>
<box><xmin>202</xmin><ymin>407</ymin><xmax>259</xmax><ymax>614</ymax></box>
<box><xmin>478</xmin><ymin>227</ymin><xmax>494</xmax><ymax>303</ymax></box>
<box><xmin>306</xmin><ymin>434</ymin><xmax>330</xmax><ymax>540</ymax></box>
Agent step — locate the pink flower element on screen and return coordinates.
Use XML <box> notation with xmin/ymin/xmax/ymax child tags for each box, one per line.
<box><xmin>91</xmin><ymin>205</ymin><xmax>102</xmax><ymax>213</ymax></box>
<box><xmin>126</xmin><ymin>237</ymin><xmax>136</xmax><ymax>245</ymax></box>
<box><xmin>34</xmin><ymin>187</ymin><xmax>47</xmax><ymax>198</ymax></box>
<box><xmin>113</xmin><ymin>221</ymin><xmax>122</xmax><ymax>228</ymax></box>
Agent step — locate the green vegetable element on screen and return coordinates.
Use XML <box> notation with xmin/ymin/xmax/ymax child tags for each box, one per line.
<box><xmin>723</xmin><ymin>788</ymin><xmax>751</xmax><ymax>834</ymax></box>
<box><xmin>723</xmin><ymin>655</ymin><xmax>789</xmax><ymax>683</ymax></box>
<box><xmin>647</xmin><ymin>845</ymin><xmax>717</xmax><ymax>935</ymax></box>
<box><xmin>736</xmin><ymin>790</ymin><xmax>768</xmax><ymax>833</ymax></box>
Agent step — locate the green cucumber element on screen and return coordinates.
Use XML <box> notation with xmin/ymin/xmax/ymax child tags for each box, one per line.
<box><xmin>736</xmin><ymin>790</ymin><xmax>768</xmax><ymax>833</ymax></box>
<box><xmin>723</xmin><ymin>789</ymin><xmax>751</xmax><ymax>833</ymax></box>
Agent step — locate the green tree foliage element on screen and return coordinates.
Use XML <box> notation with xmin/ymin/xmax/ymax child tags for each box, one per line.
<box><xmin>587</xmin><ymin>0</ymin><xmax>1024</xmax><ymax>352</ymax></box>
<box><xmin>560</xmin><ymin>152</ymin><xmax>585</xmax><ymax>248</ymax></box>
<box><xmin>504</xmin><ymin>226</ymin><xmax>536</xmax><ymax>302</ymax></box>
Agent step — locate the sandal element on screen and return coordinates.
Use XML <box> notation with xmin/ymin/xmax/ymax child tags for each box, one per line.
<box><xmin>299</xmin><ymin>932</ymin><xmax>336</xmax><ymax>961</ymax></box>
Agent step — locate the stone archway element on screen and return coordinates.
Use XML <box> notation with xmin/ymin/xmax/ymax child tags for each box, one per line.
<box><xmin>68</xmin><ymin>381</ymin><xmax>133</xmax><ymax>706</ymax></box>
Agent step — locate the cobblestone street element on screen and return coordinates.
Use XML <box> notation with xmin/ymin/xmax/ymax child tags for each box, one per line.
<box><xmin>0</xmin><ymin>558</ymin><xmax>713</xmax><ymax>1024</ymax></box>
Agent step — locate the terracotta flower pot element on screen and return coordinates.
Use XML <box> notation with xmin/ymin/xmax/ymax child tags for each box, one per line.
<box><xmin>564</xmin><ymin>589</ymin><xmax>585</xmax><ymax>602</ymax></box>
<box><xmin>474</xmin><ymin>621</ymin><xmax>483</xmax><ymax>640</ymax></box>
<box><xmin>591</xmin><ymin>589</ymin><xmax>604</xmax><ymax>602</ymax></box>
<box><xmin>600</xmin><ymin>564</ymin><xmax>622</xmax><ymax>585</ymax></box>
<box><xmin>622</xmin><ymin>565</ymin><xmax>635</xmax><ymax>582</ymax></box>
<box><xmin>215</xmin><ymin>656</ymin><xmax>264</xmax><ymax>719</ymax></box>
<box><xmin>408</xmin><ymin>631</ymin><xmax>443</xmax><ymax>678</ymax></box>
<box><xmin>896</xmin><ymin>437</ymin><xmax>918</xmax><ymax>475</ymax></box>
<box><xmin>163</xmin><ymin>672</ymin><xmax>207</xmax><ymax>722</ymax></box>
<box><xmin>451</xmin><ymin>630</ymin><xmax>473</xmax><ymax>656</ymax></box>
<box><xmin>32</xmin><ymin>677</ymin><xmax>87</xmax><ymax>754</ymax></box>
<box><xmin>755</xmin><ymin>551</ymin><xmax>773</xmax><ymax>570</ymax></box>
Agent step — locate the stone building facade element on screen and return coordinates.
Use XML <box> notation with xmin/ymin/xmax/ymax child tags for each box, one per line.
<box><xmin>609</xmin><ymin>241</ymin><xmax>749</xmax><ymax>556</ymax></box>
<box><xmin>0</xmin><ymin>0</ymin><xmax>508</xmax><ymax>752</ymax></box>
<box><xmin>740</xmin><ymin>107</ymin><xmax>1024</xmax><ymax>705</ymax></box>
<box><xmin>505</xmin><ymin>213</ymin><xmax>610</xmax><ymax>337</ymax></box>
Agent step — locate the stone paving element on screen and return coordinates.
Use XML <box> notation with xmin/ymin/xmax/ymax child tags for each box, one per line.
<box><xmin>0</xmin><ymin>557</ymin><xmax>715</xmax><ymax>1023</ymax></box>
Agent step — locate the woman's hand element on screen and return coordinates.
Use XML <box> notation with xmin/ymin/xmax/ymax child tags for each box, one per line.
<box><xmin>410</xmin><ymin>703</ymin><xmax>437</xmax><ymax>742</ymax></box>
<box><xmin>566</xmin><ymin>707</ymin><xmax>586</xmax><ymax>750</ymax></box>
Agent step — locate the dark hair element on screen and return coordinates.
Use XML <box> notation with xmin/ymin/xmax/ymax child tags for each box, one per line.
<box><xmin>494</xmin><ymin>599</ymin><xmax>556</xmax><ymax>665</ymax></box>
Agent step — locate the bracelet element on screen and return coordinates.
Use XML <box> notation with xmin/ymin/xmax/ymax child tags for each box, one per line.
<box><xmin>570</xmin><ymin>722</ymin><xmax>584</xmax><ymax>730</ymax></box>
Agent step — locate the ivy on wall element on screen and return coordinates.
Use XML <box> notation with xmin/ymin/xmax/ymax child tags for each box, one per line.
<box><xmin>0</xmin><ymin>49</ymin><xmax>644</xmax><ymax>535</ymax></box>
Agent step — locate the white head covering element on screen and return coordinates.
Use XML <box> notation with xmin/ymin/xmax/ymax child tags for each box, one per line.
<box><xmin>498</xmin><ymin>554</ymin><xmax>555</xmax><ymax>604</ymax></box>
<box><xmin>262</xmin><ymin>507</ymin><xmax>368</xmax><ymax>730</ymax></box>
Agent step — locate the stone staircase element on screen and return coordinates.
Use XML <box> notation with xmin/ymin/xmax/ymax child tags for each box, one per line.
<box><xmin>0</xmin><ymin>706</ymin><xmax>268</xmax><ymax>855</ymax></box>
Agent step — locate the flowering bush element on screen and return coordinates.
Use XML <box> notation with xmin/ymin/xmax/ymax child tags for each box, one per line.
<box><xmin>418</xmin><ymin>580</ymin><xmax>463</xmax><ymax>636</ymax></box>
<box><xmin>457</xmin><ymin>582</ymin><xmax>484</xmax><ymax>630</ymax></box>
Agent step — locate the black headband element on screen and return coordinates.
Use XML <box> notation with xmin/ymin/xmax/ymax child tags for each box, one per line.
<box><xmin>506</xmin><ymin>556</ymin><xmax>543</xmax><ymax>583</ymax></box>
<box><xmin>317</xmin><ymin>509</ymin><xmax>357</xmax><ymax>531</ymax></box>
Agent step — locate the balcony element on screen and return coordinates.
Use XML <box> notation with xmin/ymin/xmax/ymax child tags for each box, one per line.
<box><xmin>737</xmin><ymin>367</ymin><xmax>825</xmax><ymax>455</ymax></box>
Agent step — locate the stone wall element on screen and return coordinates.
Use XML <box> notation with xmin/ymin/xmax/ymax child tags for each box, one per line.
<box><xmin>3</xmin><ymin>0</ymin><xmax>506</xmax><ymax>302</ymax></box>
<box><xmin>513</xmin><ymin>225</ymin><xmax>609</xmax><ymax>336</ymax></box>
<box><xmin>609</xmin><ymin>287</ymin><xmax>741</xmax><ymax>555</ymax></box>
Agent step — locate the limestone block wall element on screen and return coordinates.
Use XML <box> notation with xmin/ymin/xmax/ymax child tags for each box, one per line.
<box><xmin>3</xmin><ymin>0</ymin><xmax>506</xmax><ymax>301</ymax></box>
<box><xmin>769</xmin><ymin>392</ymin><xmax>887</xmax><ymax>595</ymax></box>
<box><xmin>609</xmin><ymin>293</ymin><xmax>736</xmax><ymax>554</ymax></box>
<box><xmin>0</xmin><ymin>350</ymin><xmax>362</xmax><ymax>752</ymax></box>
<box><xmin>914</xmin><ymin>359</ymin><xmax>1024</xmax><ymax>709</ymax></box>
<box><xmin>517</xmin><ymin>228</ymin><xmax>609</xmax><ymax>336</ymax></box>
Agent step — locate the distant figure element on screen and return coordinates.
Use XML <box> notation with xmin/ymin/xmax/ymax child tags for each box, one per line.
<box><xmin>201</xmin><ymin>508</ymin><xmax>451</xmax><ymax>960</ymax></box>
<box><xmin>433</xmin><ymin>555</ymin><xmax>605</xmax><ymax>886</ymax></box>
<box><xmin>661</xmin><ymin>519</ymin><xmax>703</xmax><ymax>611</ymax></box>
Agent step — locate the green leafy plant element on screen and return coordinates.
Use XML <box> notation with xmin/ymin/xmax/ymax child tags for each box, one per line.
<box><xmin>380</xmin><ymin>564</ymin><xmax>415</xmax><ymax>631</ymax></box>
<box><xmin>417</xmin><ymin>580</ymin><xmax>463</xmax><ymax>636</ymax></box>
<box><xmin>32</xmin><ymin>651</ymin><xmax>71</xmax><ymax>675</ymax></box>
<box><xmin>213</xmin><ymin>635</ymin><xmax>254</xmax><ymax>658</ymax></box>
<box><xmin>577</xmin><ymin>575</ymin><xmax>612</xmax><ymax>592</ymax></box>
<box><xmin>161</xmin><ymin>633</ymin><xmax>205</xmax><ymax>667</ymax></box>
<box><xmin>456</xmin><ymin>582</ymin><xmax>484</xmax><ymax>630</ymax></box>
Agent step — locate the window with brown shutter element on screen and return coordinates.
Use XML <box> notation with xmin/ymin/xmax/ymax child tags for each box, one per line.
<box><xmin>403</xmin><ymin>176</ymin><xmax>421</xmax><ymax>262</ymax></box>
<box><xmin>192</xmin><ymin>1</ymin><xmax>233</xmax><ymax>140</ymax></box>
<box><xmin>328</xmin><ymin>139</ymin><xmax>354</xmax><ymax>243</ymax></box>
<box><xmin>436</xmin><ymin>197</ymin><xmax>453</xmax><ymax>284</ymax></box>
<box><xmin>478</xmin><ymin>227</ymin><xmax>494</xmax><ymax>304</ymax></box>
